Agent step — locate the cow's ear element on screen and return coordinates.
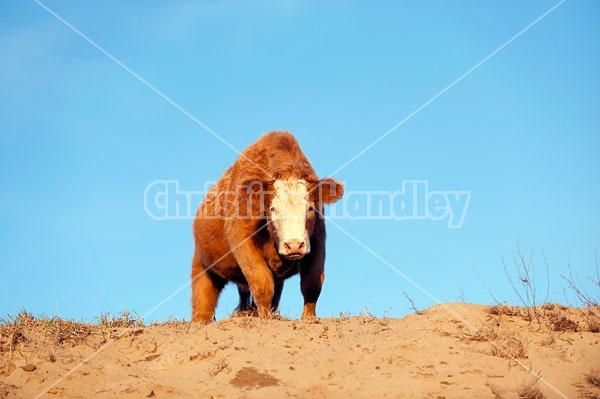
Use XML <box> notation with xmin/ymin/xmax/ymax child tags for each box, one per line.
<box><xmin>318</xmin><ymin>178</ymin><xmax>344</xmax><ymax>204</ymax></box>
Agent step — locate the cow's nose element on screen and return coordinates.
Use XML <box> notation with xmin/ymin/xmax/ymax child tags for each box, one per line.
<box><xmin>282</xmin><ymin>239</ymin><xmax>306</xmax><ymax>257</ymax></box>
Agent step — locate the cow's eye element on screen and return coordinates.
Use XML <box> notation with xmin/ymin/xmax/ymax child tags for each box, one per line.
<box><xmin>269</xmin><ymin>206</ymin><xmax>275</xmax><ymax>212</ymax></box>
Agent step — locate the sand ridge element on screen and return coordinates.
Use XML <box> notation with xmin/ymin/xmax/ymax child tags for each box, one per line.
<box><xmin>1</xmin><ymin>303</ymin><xmax>599</xmax><ymax>398</ymax></box>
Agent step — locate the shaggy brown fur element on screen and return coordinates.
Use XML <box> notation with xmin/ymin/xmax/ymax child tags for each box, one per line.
<box><xmin>191</xmin><ymin>132</ymin><xmax>344</xmax><ymax>323</ymax></box>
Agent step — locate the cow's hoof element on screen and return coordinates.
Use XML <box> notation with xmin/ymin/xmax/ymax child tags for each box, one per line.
<box><xmin>232</xmin><ymin>309</ymin><xmax>259</xmax><ymax>318</ymax></box>
<box><xmin>191</xmin><ymin>316</ymin><xmax>215</xmax><ymax>324</ymax></box>
<box><xmin>300</xmin><ymin>314</ymin><xmax>319</xmax><ymax>322</ymax></box>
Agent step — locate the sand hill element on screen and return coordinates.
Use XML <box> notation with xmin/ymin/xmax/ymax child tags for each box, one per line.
<box><xmin>1</xmin><ymin>303</ymin><xmax>599</xmax><ymax>399</ymax></box>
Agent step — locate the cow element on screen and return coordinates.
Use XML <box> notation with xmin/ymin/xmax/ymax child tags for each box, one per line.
<box><xmin>191</xmin><ymin>131</ymin><xmax>344</xmax><ymax>323</ymax></box>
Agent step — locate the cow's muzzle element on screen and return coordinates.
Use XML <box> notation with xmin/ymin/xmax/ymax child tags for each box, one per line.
<box><xmin>280</xmin><ymin>239</ymin><xmax>309</xmax><ymax>260</ymax></box>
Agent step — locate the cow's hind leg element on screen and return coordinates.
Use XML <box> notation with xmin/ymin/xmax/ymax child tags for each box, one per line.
<box><xmin>191</xmin><ymin>265</ymin><xmax>226</xmax><ymax>323</ymax></box>
<box><xmin>271</xmin><ymin>281</ymin><xmax>284</xmax><ymax>311</ymax></box>
<box><xmin>233</xmin><ymin>285</ymin><xmax>256</xmax><ymax>315</ymax></box>
<box><xmin>300</xmin><ymin>266</ymin><xmax>324</xmax><ymax>320</ymax></box>
<box><xmin>236</xmin><ymin>285</ymin><xmax>253</xmax><ymax>311</ymax></box>
<box><xmin>233</xmin><ymin>281</ymin><xmax>283</xmax><ymax>317</ymax></box>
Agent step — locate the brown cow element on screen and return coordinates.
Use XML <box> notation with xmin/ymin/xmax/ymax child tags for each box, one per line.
<box><xmin>191</xmin><ymin>131</ymin><xmax>344</xmax><ymax>323</ymax></box>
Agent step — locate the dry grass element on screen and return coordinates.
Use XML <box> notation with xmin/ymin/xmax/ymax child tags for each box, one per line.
<box><xmin>96</xmin><ymin>310</ymin><xmax>144</xmax><ymax>341</ymax></box>
<box><xmin>587</xmin><ymin>368</ymin><xmax>600</xmax><ymax>388</ymax></box>
<box><xmin>208</xmin><ymin>359</ymin><xmax>231</xmax><ymax>377</ymax></box>
<box><xmin>338</xmin><ymin>311</ymin><xmax>351</xmax><ymax>321</ymax></box>
<box><xmin>562</xmin><ymin>254</ymin><xmax>600</xmax><ymax>308</ymax></box>
<box><xmin>38</xmin><ymin>316</ymin><xmax>93</xmax><ymax>346</ymax></box>
<box><xmin>97</xmin><ymin>310</ymin><xmax>144</xmax><ymax>329</ymax></box>
<box><xmin>403</xmin><ymin>292</ymin><xmax>425</xmax><ymax>315</ymax></box>
<box><xmin>499</xmin><ymin>241</ymin><xmax>550</xmax><ymax>325</ymax></box>
<box><xmin>562</xmin><ymin>253</ymin><xmax>600</xmax><ymax>333</ymax></box>
<box><xmin>547</xmin><ymin>313</ymin><xmax>579</xmax><ymax>332</ymax></box>
<box><xmin>491</xmin><ymin>335</ymin><xmax>528</xmax><ymax>360</ymax></box>
<box><xmin>518</xmin><ymin>379</ymin><xmax>545</xmax><ymax>399</ymax></box>
<box><xmin>0</xmin><ymin>309</ymin><xmax>146</xmax><ymax>355</ymax></box>
<box><xmin>150</xmin><ymin>316</ymin><xmax>192</xmax><ymax>333</ymax></box>
<box><xmin>487</xmin><ymin>300</ymin><xmax>599</xmax><ymax>334</ymax></box>
<box><xmin>358</xmin><ymin>307</ymin><xmax>377</xmax><ymax>323</ymax></box>
<box><xmin>455</xmin><ymin>317</ymin><xmax>528</xmax><ymax>361</ymax></box>
<box><xmin>488</xmin><ymin>303</ymin><xmax>520</xmax><ymax>317</ymax></box>
<box><xmin>0</xmin><ymin>311</ymin><xmax>35</xmax><ymax>354</ymax></box>
<box><xmin>1</xmin><ymin>311</ymin><xmax>92</xmax><ymax>348</ymax></box>
<box><xmin>586</xmin><ymin>307</ymin><xmax>600</xmax><ymax>333</ymax></box>
<box><xmin>458</xmin><ymin>323</ymin><xmax>499</xmax><ymax>342</ymax></box>
<box><xmin>481</xmin><ymin>243</ymin><xmax>600</xmax><ymax>334</ymax></box>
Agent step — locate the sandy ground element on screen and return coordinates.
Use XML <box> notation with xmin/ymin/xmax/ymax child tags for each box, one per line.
<box><xmin>1</xmin><ymin>303</ymin><xmax>599</xmax><ymax>399</ymax></box>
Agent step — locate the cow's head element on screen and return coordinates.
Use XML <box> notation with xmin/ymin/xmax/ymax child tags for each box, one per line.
<box><xmin>267</xmin><ymin>178</ymin><xmax>344</xmax><ymax>260</ymax></box>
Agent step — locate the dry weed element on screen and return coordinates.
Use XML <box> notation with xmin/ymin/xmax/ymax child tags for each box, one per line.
<box><xmin>97</xmin><ymin>311</ymin><xmax>144</xmax><ymax>329</ymax></box>
<box><xmin>518</xmin><ymin>379</ymin><xmax>545</xmax><ymax>399</ymax></box>
<box><xmin>584</xmin><ymin>306</ymin><xmax>600</xmax><ymax>333</ymax></box>
<box><xmin>0</xmin><ymin>311</ymin><xmax>34</xmax><ymax>353</ymax></box>
<box><xmin>97</xmin><ymin>311</ymin><xmax>144</xmax><ymax>341</ymax></box>
<box><xmin>488</xmin><ymin>304</ymin><xmax>520</xmax><ymax>317</ymax></box>
<box><xmin>403</xmin><ymin>292</ymin><xmax>424</xmax><ymax>315</ymax></box>
<box><xmin>458</xmin><ymin>324</ymin><xmax>499</xmax><ymax>342</ymax></box>
<box><xmin>491</xmin><ymin>335</ymin><xmax>527</xmax><ymax>360</ymax></box>
<box><xmin>208</xmin><ymin>359</ymin><xmax>230</xmax><ymax>377</ymax></box>
<box><xmin>587</xmin><ymin>368</ymin><xmax>600</xmax><ymax>388</ymax></box>
<box><xmin>39</xmin><ymin>317</ymin><xmax>92</xmax><ymax>346</ymax></box>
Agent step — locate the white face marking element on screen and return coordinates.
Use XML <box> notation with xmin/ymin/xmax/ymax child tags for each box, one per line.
<box><xmin>270</xmin><ymin>179</ymin><xmax>311</xmax><ymax>257</ymax></box>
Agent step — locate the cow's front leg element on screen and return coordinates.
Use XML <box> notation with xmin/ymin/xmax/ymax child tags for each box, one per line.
<box><xmin>244</xmin><ymin>263</ymin><xmax>274</xmax><ymax>318</ymax></box>
<box><xmin>234</xmin><ymin>280</ymin><xmax>283</xmax><ymax>318</ymax></box>
<box><xmin>228</xmin><ymin>236</ymin><xmax>275</xmax><ymax>318</ymax></box>
<box><xmin>300</xmin><ymin>264</ymin><xmax>324</xmax><ymax>320</ymax></box>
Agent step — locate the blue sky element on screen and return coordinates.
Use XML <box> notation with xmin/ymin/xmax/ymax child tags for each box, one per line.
<box><xmin>1</xmin><ymin>1</ymin><xmax>598</xmax><ymax>322</ymax></box>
